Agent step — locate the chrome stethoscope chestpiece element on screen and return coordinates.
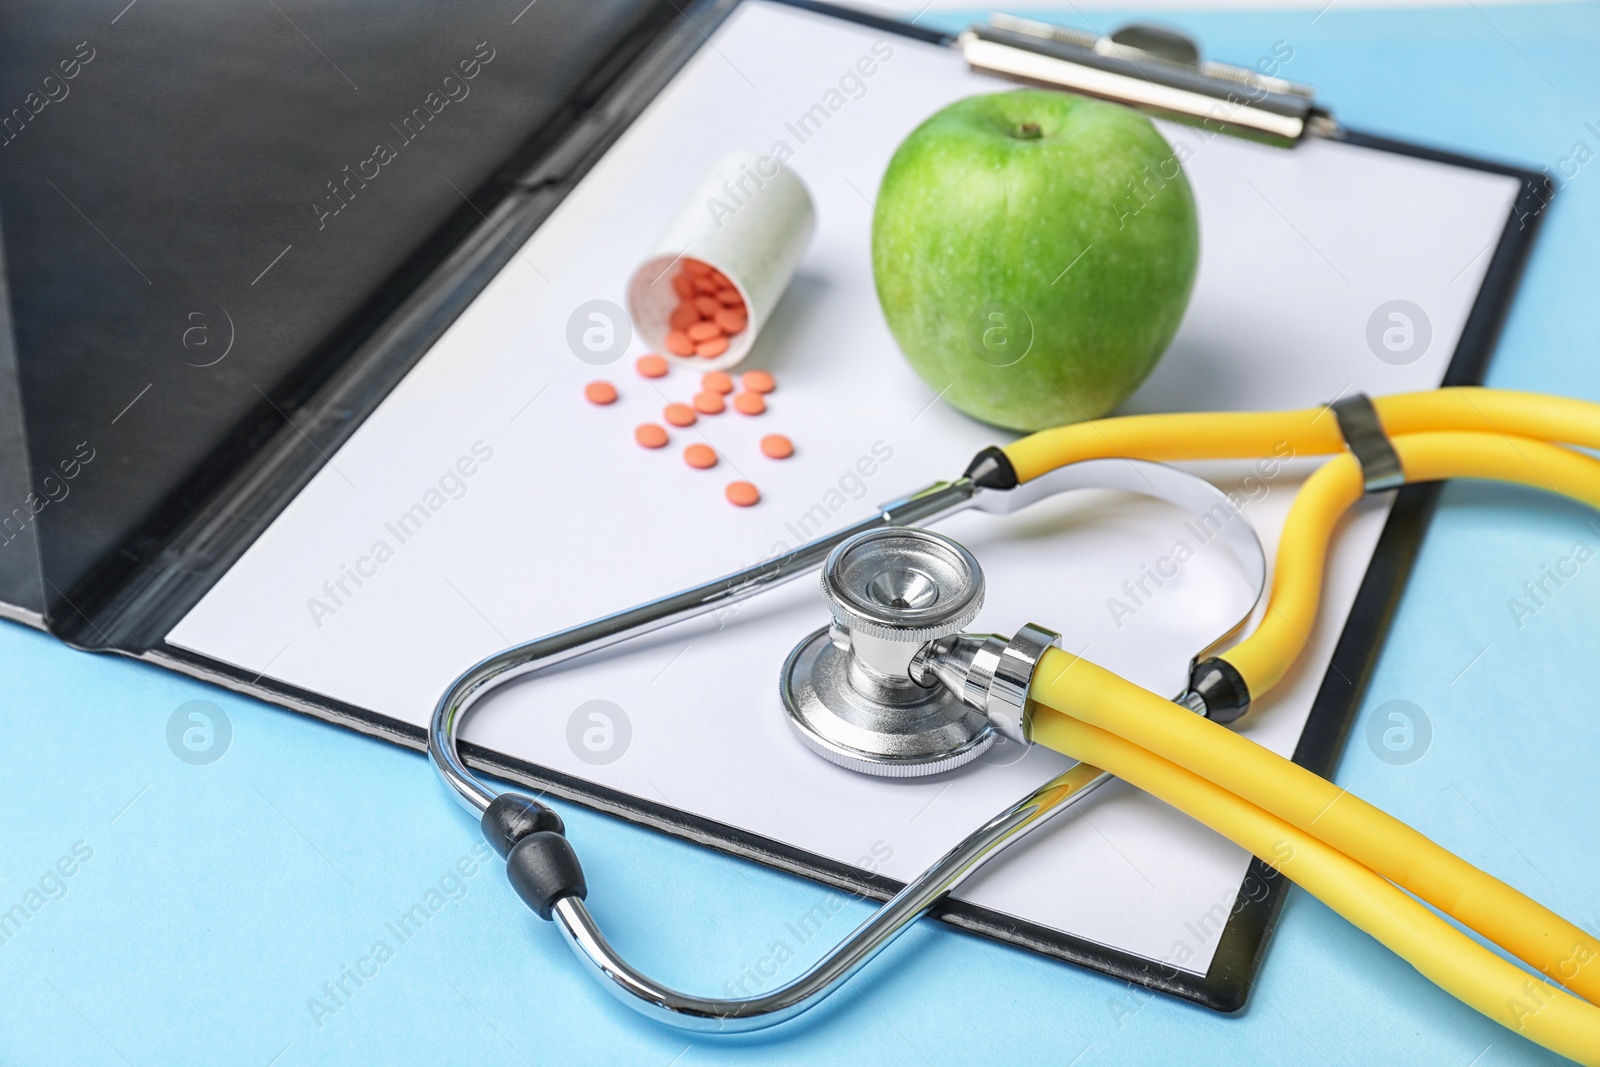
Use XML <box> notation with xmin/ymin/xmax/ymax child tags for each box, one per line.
<box><xmin>781</xmin><ymin>527</ymin><xmax>989</xmax><ymax>775</ymax></box>
<box><xmin>781</xmin><ymin>526</ymin><xmax>1061</xmax><ymax>777</ymax></box>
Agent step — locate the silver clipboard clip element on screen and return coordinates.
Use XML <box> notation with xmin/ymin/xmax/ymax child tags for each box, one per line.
<box><xmin>960</xmin><ymin>15</ymin><xmax>1338</xmax><ymax>146</ymax></box>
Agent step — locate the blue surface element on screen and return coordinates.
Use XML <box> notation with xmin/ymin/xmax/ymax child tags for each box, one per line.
<box><xmin>5</xmin><ymin>3</ymin><xmax>1600</xmax><ymax>1064</ymax></box>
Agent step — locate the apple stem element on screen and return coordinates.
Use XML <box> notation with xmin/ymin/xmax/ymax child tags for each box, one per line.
<box><xmin>1015</xmin><ymin>122</ymin><xmax>1043</xmax><ymax>140</ymax></box>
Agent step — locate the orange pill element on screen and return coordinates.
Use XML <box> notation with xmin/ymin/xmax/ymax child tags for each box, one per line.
<box><xmin>714</xmin><ymin>308</ymin><xmax>747</xmax><ymax>334</ymax></box>
<box><xmin>686</xmin><ymin>321</ymin><xmax>722</xmax><ymax>342</ymax></box>
<box><xmin>684</xmin><ymin>443</ymin><xmax>717</xmax><ymax>469</ymax></box>
<box><xmin>702</xmin><ymin>371</ymin><xmax>733</xmax><ymax>394</ymax></box>
<box><xmin>706</xmin><ymin>268</ymin><xmax>731</xmax><ymax>288</ymax></box>
<box><xmin>725</xmin><ymin>481</ymin><xmax>760</xmax><ymax>507</ymax></box>
<box><xmin>694</xmin><ymin>295</ymin><xmax>721</xmax><ymax>317</ymax></box>
<box><xmin>716</xmin><ymin>287</ymin><xmax>742</xmax><ymax>307</ymax></box>
<box><xmin>636</xmin><ymin>354</ymin><xmax>668</xmax><ymax>378</ymax></box>
<box><xmin>733</xmin><ymin>391</ymin><xmax>766</xmax><ymax>415</ymax></box>
<box><xmin>664</xmin><ymin>402</ymin><xmax>697</xmax><ymax>427</ymax></box>
<box><xmin>635</xmin><ymin>423</ymin><xmax>668</xmax><ymax>448</ymax></box>
<box><xmin>693</xmin><ymin>275</ymin><xmax>718</xmax><ymax>295</ymax></box>
<box><xmin>760</xmin><ymin>434</ymin><xmax>793</xmax><ymax>459</ymax></box>
<box><xmin>693</xmin><ymin>391</ymin><xmax>726</xmax><ymax>415</ymax></box>
<box><xmin>695</xmin><ymin>336</ymin><xmax>729</xmax><ymax>358</ymax></box>
<box><xmin>684</xmin><ymin>259</ymin><xmax>712</xmax><ymax>276</ymax></box>
<box><xmin>665</xmin><ymin>331</ymin><xmax>695</xmax><ymax>356</ymax></box>
<box><xmin>668</xmin><ymin>303</ymin><xmax>701</xmax><ymax>331</ymax></box>
<box><xmin>584</xmin><ymin>381</ymin><xmax>617</xmax><ymax>405</ymax></box>
<box><xmin>741</xmin><ymin>370</ymin><xmax>775</xmax><ymax>394</ymax></box>
<box><xmin>671</xmin><ymin>273</ymin><xmax>695</xmax><ymax>298</ymax></box>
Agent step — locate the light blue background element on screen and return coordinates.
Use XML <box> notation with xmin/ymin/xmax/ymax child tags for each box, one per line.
<box><xmin>4</xmin><ymin>3</ymin><xmax>1599</xmax><ymax>1064</ymax></box>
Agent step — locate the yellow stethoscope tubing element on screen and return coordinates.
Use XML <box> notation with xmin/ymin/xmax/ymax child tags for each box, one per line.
<box><xmin>1229</xmin><ymin>430</ymin><xmax>1600</xmax><ymax>697</ymax></box>
<box><xmin>1002</xmin><ymin>386</ymin><xmax>1600</xmax><ymax>483</ymax></box>
<box><xmin>1030</xmin><ymin>705</ymin><xmax>1600</xmax><ymax>1065</ymax></box>
<box><xmin>1047</xmin><ymin>431</ymin><xmax>1600</xmax><ymax>992</ymax></box>
<box><xmin>1000</xmin><ymin>389</ymin><xmax>1600</xmax><ymax>1060</ymax></box>
<box><xmin>1033</xmin><ymin>648</ymin><xmax>1600</xmax><ymax>1039</ymax></box>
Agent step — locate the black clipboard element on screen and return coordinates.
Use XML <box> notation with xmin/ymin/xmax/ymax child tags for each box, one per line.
<box><xmin>0</xmin><ymin>0</ymin><xmax>1550</xmax><ymax>1012</ymax></box>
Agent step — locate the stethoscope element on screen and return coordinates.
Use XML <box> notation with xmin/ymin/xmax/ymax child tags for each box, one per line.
<box><xmin>429</xmin><ymin>388</ymin><xmax>1600</xmax><ymax>1062</ymax></box>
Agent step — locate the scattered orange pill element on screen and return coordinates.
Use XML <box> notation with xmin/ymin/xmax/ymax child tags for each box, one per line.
<box><xmin>693</xmin><ymin>391</ymin><xmax>726</xmax><ymax>415</ymax></box>
<box><xmin>693</xmin><ymin>275</ymin><xmax>718</xmax><ymax>294</ymax></box>
<box><xmin>733</xmin><ymin>391</ymin><xmax>766</xmax><ymax>415</ymax></box>
<box><xmin>741</xmin><ymin>370</ymin><xmax>775</xmax><ymax>394</ymax></box>
<box><xmin>716</xmin><ymin>287</ymin><xmax>742</xmax><ymax>306</ymax></box>
<box><xmin>702</xmin><ymin>371</ymin><xmax>733</xmax><ymax>394</ymax></box>
<box><xmin>584</xmin><ymin>381</ymin><xmax>617</xmax><ymax>405</ymax></box>
<box><xmin>664</xmin><ymin>402</ymin><xmax>697</xmax><ymax>427</ymax></box>
<box><xmin>725</xmin><ymin>481</ymin><xmax>761</xmax><ymax>507</ymax></box>
<box><xmin>686</xmin><ymin>321</ymin><xmax>722</xmax><ymax>342</ymax></box>
<box><xmin>760</xmin><ymin>433</ymin><xmax>793</xmax><ymax>459</ymax></box>
<box><xmin>635</xmin><ymin>423</ymin><xmax>668</xmax><ymax>448</ymax></box>
<box><xmin>672</xmin><ymin>273</ymin><xmax>696</xmax><ymax>298</ymax></box>
<box><xmin>685</xmin><ymin>258</ymin><xmax>712</xmax><ymax>276</ymax></box>
<box><xmin>695</xmin><ymin>336</ymin><xmax>729</xmax><ymax>358</ymax></box>
<box><xmin>684</xmin><ymin>443</ymin><xmax>717</xmax><ymax>469</ymax></box>
<box><xmin>694</xmin><ymin>295</ymin><xmax>721</xmax><ymax>317</ymax></box>
<box><xmin>636</xmin><ymin>354</ymin><xmax>668</xmax><ymax>378</ymax></box>
<box><xmin>665</xmin><ymin>331</ymin><xmax>695</xmax><ymax>356</ymax></box>
<box><xmin>714</xmin><ymin>308</ymin><xmax>747</xmax><ymax>334</ymax></box>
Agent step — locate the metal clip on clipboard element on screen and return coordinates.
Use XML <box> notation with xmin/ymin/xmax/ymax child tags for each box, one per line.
<box><xmin>960</xmin><ymin>14</ymin><xmax>1339</xmax><ymax>146</ymax></box>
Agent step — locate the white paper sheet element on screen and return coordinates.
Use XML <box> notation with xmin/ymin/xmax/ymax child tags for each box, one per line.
<box><xmin>166</xmin><ymin>3</ymin><xmax>1520</xmax><ymax>974</ymax></box>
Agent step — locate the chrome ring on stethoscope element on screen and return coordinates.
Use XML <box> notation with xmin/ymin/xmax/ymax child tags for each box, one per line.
<box><xmin>427</xmin><ymin>451</ymin><xmax>1267</xmax><ymax>1032</ymax></box>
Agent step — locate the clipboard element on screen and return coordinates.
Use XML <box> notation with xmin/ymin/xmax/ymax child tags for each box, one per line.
<box><xmin>0</xmin><ymin>0</ymin><xmax>1551</xmax><ymax>1012</ymax></box>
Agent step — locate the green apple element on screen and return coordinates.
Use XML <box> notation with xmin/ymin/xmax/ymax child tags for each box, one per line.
<box><xmin>871</xmin><ymin>89</ymin><xmax>1198</xmax><ymax>431</ymax></box>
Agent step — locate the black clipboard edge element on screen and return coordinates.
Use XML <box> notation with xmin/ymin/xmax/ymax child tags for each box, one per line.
<box><xmin>778</xmin><ymin>0</ymin><xmax>953</xmax><ymax>47</ymax></box>
<box><xmin>66</xmin><ymin>1</ymin><xmax>1553</xmax><ymax>1016</ymax></box>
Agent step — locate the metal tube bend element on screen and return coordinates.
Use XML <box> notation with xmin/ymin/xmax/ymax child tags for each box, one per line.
<box><xmin>552</xmin><ymin>762</ymin><xmax>1107</xmax><ymax>1032</ymax></box>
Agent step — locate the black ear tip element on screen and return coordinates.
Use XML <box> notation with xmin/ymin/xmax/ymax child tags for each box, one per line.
<box><xmin>505</xmin><ymin>831</ymin><xmax>587</xmax><ymax>921</ymax></box>
<box><xmin>481</xmin><ymin>792</ymin><xmax>564</xmax><ymax>858</ymax></box>
<box><xmin>1188</xmin><ymin>658</ymin><xmax>1251</xmax><ymax>724</ymax></box>
<box><xmin>964</xmin><ymin>446</ymin><xmax>1018</xmax><ymax>490</ymax></box>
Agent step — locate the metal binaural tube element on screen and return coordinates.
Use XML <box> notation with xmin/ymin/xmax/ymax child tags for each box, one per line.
<box><xmin>550</xmin><ymin>762</ymin><xmax>1111</xmax><ymax>1032</ymax></box>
